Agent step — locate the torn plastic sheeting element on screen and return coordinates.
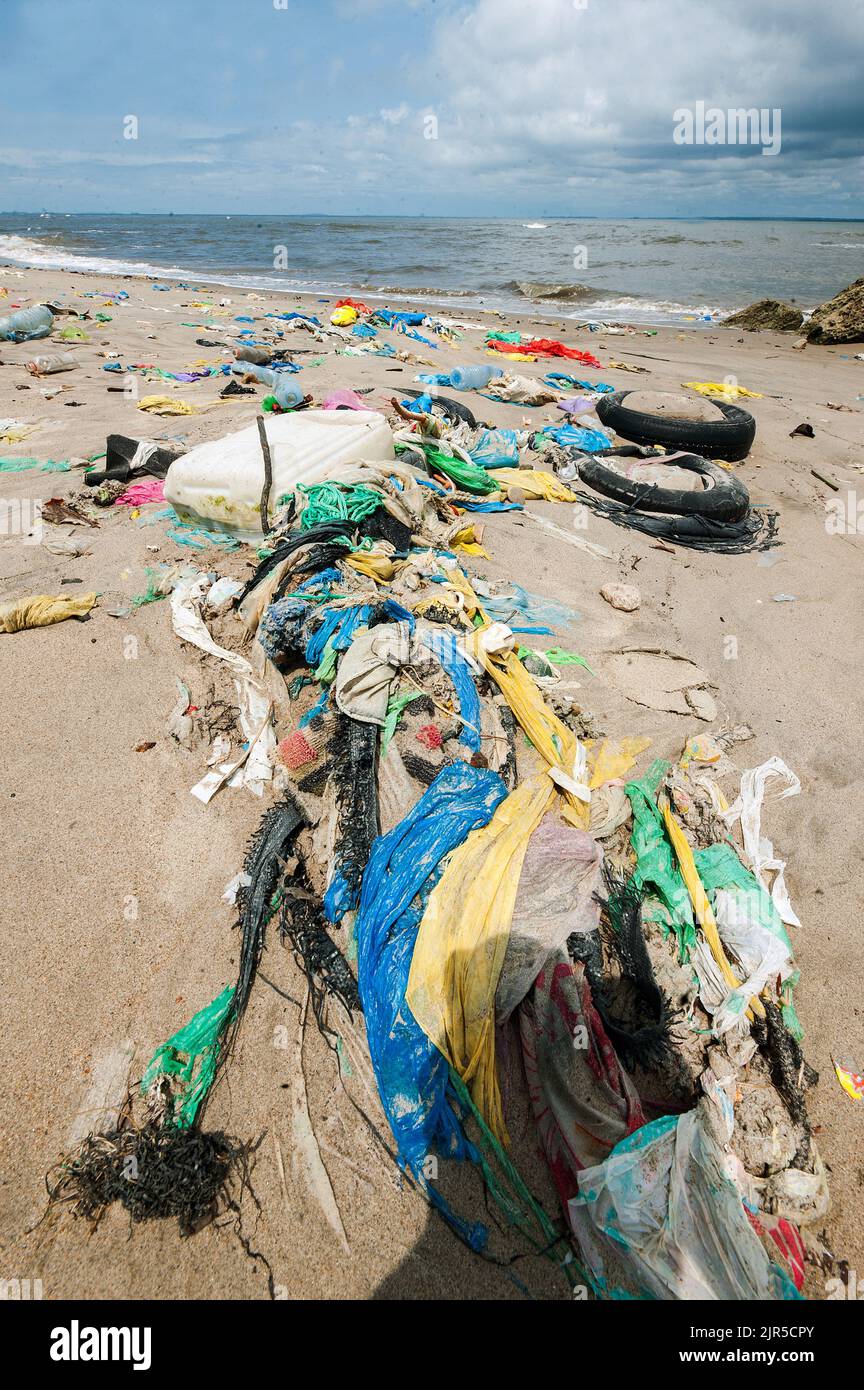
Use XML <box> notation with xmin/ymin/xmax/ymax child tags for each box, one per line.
<box><xmin>189</xmin><ymin>714</ymin><xmax>273</xmax><ymax>805</ymax></box>
<box><xmin>141</xmin><ymin>984</ymin><xmax>235</xmax><ymax>1130</ymax></box>
<box><xmin>625</xmin><ymin>760</ymin><xmax>696</xmax><ymax>960</ymax></box>
<box><xmin>722</xmin><ymin>758</ymin><xmax>801</xmax><ymax>928</ymax></box>
<box><xmin>419</xmin><ymin>627</ymin><xmax>481</xmax><ymax>752</ymax></box>
<box><xmin>588</xmin><ymin>735</ymin><xmax>651</xmax><ymax>789</ymax></box>
<box><xmin>468</xmin><ymin>428</ymin><xmax>521</xmax><ymax>469</ymax></box>
<box><xmin>170</xmin><ymin>573</ymin><xmax>275</xmax><ymax>796</ymax></box>
<box><xmin>355</xmin><ymin>761</ymin><xmax>507</xmax><ymax>1248</ymax></box>
<box><xmin>694</xmin><ymin>841</ymin><xmax>796</xmax><ymax>1037</ymax></box>
<box><xmin>568</xmin><ymin>1079</ymin><xmax>801</xmax><ymax>1301</ymax></box>
<box><xmin>520</xmin><ymin>957</ymin><xmax>644</xmax><ymax>1213</ymax></box>
<box><xmin>495</xmin><ymin>815</ymin><xmax>604</xmax><ymax>1023</ymax></box>
<box><xmin>478</xmin><ymin>582</ymin><xmax>580</xmax><ymax>631</ymax></box>
<box><xmin>538</xmin><ymin>424</ymin><xmax>612</xmax><ymax>452</ymax></box>
<box><xmin>407</xmin><ymin>774</ymin><xmax>557</xmax><ymax>1143</ymax></box>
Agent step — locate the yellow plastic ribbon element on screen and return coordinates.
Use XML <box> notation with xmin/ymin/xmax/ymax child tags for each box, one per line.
<box><xmin>662</xmin><ymin>799</ymin><xmax>764</xmax><ymax>1019</ymax></box>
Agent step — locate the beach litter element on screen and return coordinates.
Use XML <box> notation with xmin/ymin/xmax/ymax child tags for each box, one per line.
<box><xmin>32</xmin><ymin>294</ymin><xmax>828</xmax><ymax>1304</ymax></box>
<box><xmin>0</xmin><ymin>591</ymin><xmax>98</xmax><ymax>632</ymax></box>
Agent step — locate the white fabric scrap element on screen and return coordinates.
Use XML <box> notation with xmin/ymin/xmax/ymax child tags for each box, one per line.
<box><xmin>723</xmin><ymin>758</ymin><xmax>801</xmax><ymax>928</ymax></box>
<box><xmin>170</xmin><ymin>573</ymin><xmax>275</xmax><ymax>799</ymax></box>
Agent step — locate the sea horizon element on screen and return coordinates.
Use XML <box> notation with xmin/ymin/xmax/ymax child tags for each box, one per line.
<box><xmin>2</xmin><ymin>211</ymin><xmax>861</xmax><ymax>327</ymax></box>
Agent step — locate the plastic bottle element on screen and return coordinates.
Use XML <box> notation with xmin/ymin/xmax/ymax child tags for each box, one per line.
<box><xmin>0</xmin><ymin>304</ymin><xmax>55</xmax><ymax>342</ymax></box>
<box><xmin>231</xmin><ymin>361</ymin><xmax>303</xmax><ymax>403</ymax></box>
<box><xmin>26</xmin><ymin>351</ymin><xmax>78</xmax><ymax>376</ymax></box>
<box><xmin>231</xmin><ymin>361</ymin><xmax>278</xmax><ymax>386</ymax></box>
<box><xmin>273</xmin><ymin>380</ymin><xmax>305</xmax><ymax>411</ymax></box>
<box><xmin>448</xmin><ymin>364</ymin><xmax>503</xmax><ymax>391</ymax></box>
<box><xmin>234</xmin><ymin>345</ymin><xmax>272</xmax><ymax>365</ymax></box>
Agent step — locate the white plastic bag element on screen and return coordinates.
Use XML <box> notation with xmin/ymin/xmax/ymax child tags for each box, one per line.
<box><xmin>568</xmin><ymin>1077</ymin><xmax>800</xmax><ymax>1300</ymax></box>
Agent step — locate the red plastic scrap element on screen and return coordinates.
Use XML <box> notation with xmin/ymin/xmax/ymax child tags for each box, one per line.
<box><xmin>278</xmin><ymin>730</ymin><xmax>317</xmax><ymax>769</ymax></box>
<box><xmin>335</xmin><ymin>297</ymin><xmax>373</xmax><ymax>317</ymax></box>
<box><xmin>416</xmin><ymin>724</ymin><xmax>443</xmax><ymax>750</ymax></box>
<box><xmin>486</xmin><ymin>338</ymin><xmax>601</xmax><ymax>369</ymax></box>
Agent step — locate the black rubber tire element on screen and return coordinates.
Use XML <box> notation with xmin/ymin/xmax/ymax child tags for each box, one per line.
<box><xmin>401</xmin><ymin>388</ymin><xmax>477</xmax><ymax>429</ymax></box>
<box><xmin>595</xmin><ymin>390</ymin><xmax>755</xmax><ymax>462</ymax></box>
<box><xmin>577</xmin><ymin>451</ymin><xmax>750</xmax><ymax>523</ymax></box>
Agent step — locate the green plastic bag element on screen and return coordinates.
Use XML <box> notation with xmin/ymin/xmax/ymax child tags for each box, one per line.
<box><xmin>141</xmin><ymin>984</ymin><xmax>235</xmax><ymax>1128</ymax></box>
<box><xmin>396</xmin><ymin>440</ymin><xmax>499</xmax><ymax>496</ymax></box>
<box><xmin>625</xmin><ymin>760</ymin><xmax>696</xmax><ymax>960</ymax></box>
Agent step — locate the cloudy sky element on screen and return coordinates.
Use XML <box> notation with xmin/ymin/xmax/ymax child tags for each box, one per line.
<box><xmin>1</xmin><ymin>0</ymin><xmax>861</xmax><ymax>217</ymax></box>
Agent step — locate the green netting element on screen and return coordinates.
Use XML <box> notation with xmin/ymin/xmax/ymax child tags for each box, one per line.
<box><xmin>297</xmin><ymin>481</ymin><xmax>382</xmax><ymax>530</ymax></box>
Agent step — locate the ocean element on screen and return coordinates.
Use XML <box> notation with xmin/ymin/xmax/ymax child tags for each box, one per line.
<box><xmin>0</xmin><ymin>214</ymin><xmax>861</xmax><ymax>327</ymax></box>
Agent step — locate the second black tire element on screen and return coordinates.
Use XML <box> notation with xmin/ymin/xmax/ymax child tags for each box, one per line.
<box><xmin>577</xmin><ymin>451</ymin><xmax>750</xmax><ymax>523</ymax></box>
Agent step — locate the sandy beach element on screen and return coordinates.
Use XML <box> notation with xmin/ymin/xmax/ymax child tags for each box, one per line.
<box><xmin>1</xmin><ymin>261</ymin><xmax>863</xmax><ymax>1302</ymax></box>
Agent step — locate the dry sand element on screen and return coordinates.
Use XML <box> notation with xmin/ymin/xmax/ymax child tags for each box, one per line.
<box><xmin>1</xmin><ymin>263</ymin><xmax>863</xmax><ymax>1301</ymax></box>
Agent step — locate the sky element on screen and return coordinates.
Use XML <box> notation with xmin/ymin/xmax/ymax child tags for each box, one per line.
<box><xmin>1</xmin><ymin>0</ymin><xmax>862</xmax><ymax>218</ymax></box>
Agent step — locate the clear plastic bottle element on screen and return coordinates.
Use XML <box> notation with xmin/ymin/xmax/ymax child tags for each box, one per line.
<box><xmin>272</xmin><ymin>380</ymin><xmax>305</xmax><ymax>410</ymax></box>
<box><xmin>231</xmin><ymin>361</ymin><xmax>277</xmax><ymax>386</ymax></box>
<box><xmin>0</xmin><ymin>304</ymin><xmax>55</xmax><ymax>342</ymax></box>
<box><xmin>449</xmin><ymin>364</ymin><xmax>503</xmax><ymax>391</ymax></box>
<box><xmin>26</xmin><ymin>351</ymin><xmax>78</xmax><ymax>376</ymax></box>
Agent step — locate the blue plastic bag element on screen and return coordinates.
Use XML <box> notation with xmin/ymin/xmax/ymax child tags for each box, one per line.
<box><xmin>469</xmin><ymin>428</ymin><xmax>521</xmax><ymax>469</ymax></box>
<box><xmin>355</xmin><ymin>762</ymin><xmax>507</xmax><ymax>1247</ymax></box>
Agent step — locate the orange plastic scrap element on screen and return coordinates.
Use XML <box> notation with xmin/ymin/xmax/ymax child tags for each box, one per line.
<box><xmin>833</xmin><ymin>1057</ymin><xmax>864</xmax><ymax>1102</ymax></box>
<box><xmin>661</xmin><ymin>798</ymin><xmax>765</xmax><ymax>1020</ymax></box>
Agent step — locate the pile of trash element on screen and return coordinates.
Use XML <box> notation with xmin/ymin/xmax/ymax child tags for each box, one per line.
<box><xmin>39</xmin><ymin>379</ymin><xmax>826</xmax><ymax>1303</ymax></box>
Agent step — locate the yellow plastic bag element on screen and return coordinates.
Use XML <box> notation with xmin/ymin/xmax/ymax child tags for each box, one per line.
<box><xmin>344</xmin><ymin>549</ymin><xmax>395</xmax><ymax>582</ymax></box>
<box><xmin>490</xmin><ymin>469</ymin><xmax>576</xmax><ymax>503</ymax></box>
<box><xmin>0</xmin><ymin>591</ymin><xmax>97</xmax><ymax>632</ymax></box>
<box><xmin>683</xmin><ymin>381</ymin><xmax>763</xmax><ymax>400</ymax></box>
<box><xmin>331</xmin><ymin>306</ymin><xmax>358</xmax><ymax>326</ymax></box>
<box><xmin>138</xmin><ymin>394</ymin><xmax>199</xmax><ymax>416</ymax></box>
<box><xmin>407</xmin><ymin>774</ymin><xmax>555</xmax><ymax>1143</ymax></box>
